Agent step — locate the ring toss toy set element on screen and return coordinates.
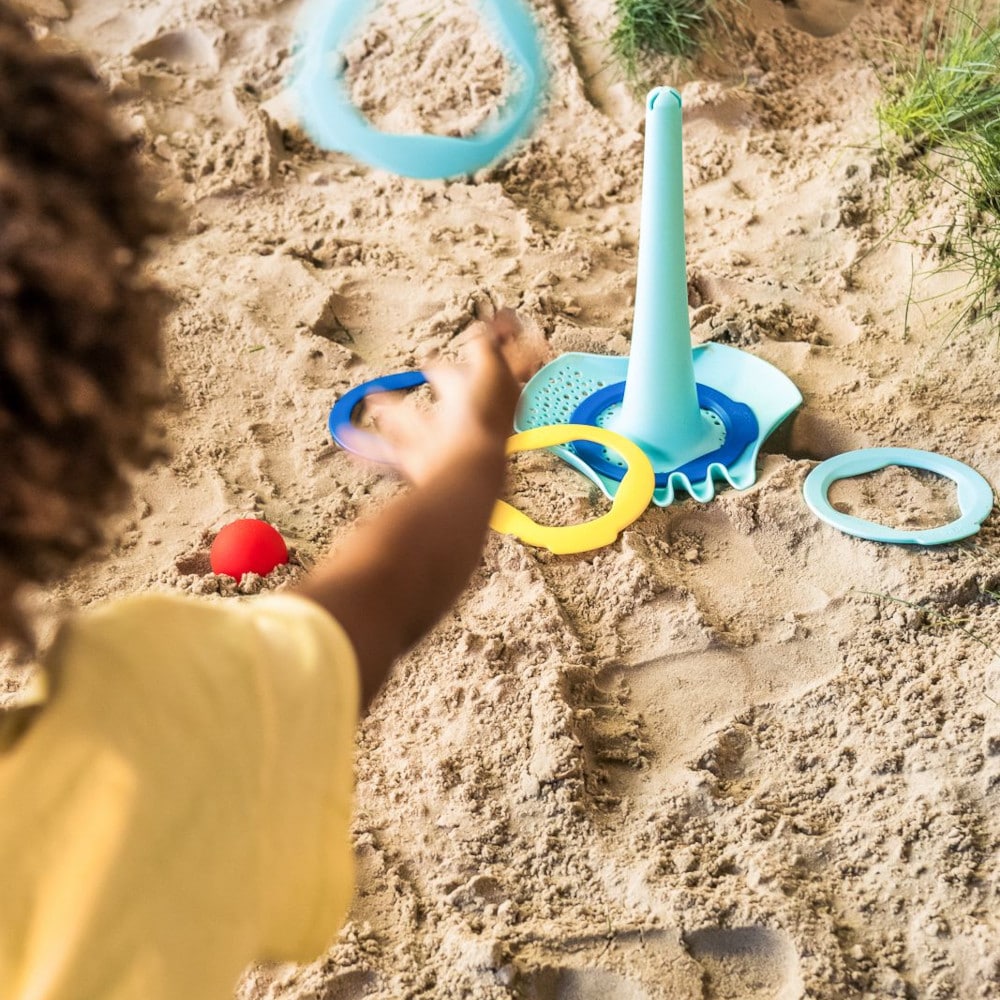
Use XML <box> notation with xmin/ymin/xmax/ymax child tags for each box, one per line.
<box><xmin>293</xmin><ymin>0</ymin><xmax>993</xmax><ymax>556</ymax></box>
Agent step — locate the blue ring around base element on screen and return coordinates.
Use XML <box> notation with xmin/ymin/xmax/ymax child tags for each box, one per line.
<box><xmin>328</xmin><ymin>370</ymin><xmax>428</xmax><ymax>459</ymax></box>
<box><xmin>568</xmin><ymin>382</ymin><xmax>760</xmax><ymax>488</ymax></box>
<box><xmin>802</xmin><ymin>447</ymin><xmax>994</xmax><ymax>545</ymax></box>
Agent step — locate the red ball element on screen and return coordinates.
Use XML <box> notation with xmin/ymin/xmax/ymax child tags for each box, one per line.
<box><xmin>210</xmin><ymin>519</ymin><xmax>289</xmax><ymax>580</ymax></box>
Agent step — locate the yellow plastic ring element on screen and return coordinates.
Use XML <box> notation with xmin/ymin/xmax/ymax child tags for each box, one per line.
<box><xmin>490</xmin><ymin>424</ymin><xmax>655</xmax><ymax>555</ymax></box>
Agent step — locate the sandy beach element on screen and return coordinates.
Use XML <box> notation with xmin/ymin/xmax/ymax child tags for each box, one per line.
<box><xmin>4</xmin><ymin>0</ymin><xmax>999</xmax><ymax>996</ymax></box>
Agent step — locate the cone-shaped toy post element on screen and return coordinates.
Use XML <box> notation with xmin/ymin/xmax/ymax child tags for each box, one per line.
<box><xmin>612</xmin><ymin>88</ymin><xmax>718</xmax><ymax>466</ymax></box>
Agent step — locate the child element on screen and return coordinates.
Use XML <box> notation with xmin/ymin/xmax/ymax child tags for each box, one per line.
<box><xmin>0</xmin><ymin>5</ymin><xmax>531</xmax><ymax>998</ymax></box>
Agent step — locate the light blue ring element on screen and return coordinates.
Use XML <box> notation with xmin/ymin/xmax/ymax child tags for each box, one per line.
<box><xmin>289</xmin><ymin>0</ymin><xmax>547</xmax><ymax>180</ymax></box>
<box><xmin>803</xmin><ymin>447</ymin><xmax>994</xmax><ymax>546</ymax></box>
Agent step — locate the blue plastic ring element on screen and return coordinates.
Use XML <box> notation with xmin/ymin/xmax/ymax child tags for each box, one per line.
<box><xmin>328</xmin><ymin>370</ymin><xmax>427</xmax><ymax>459</ymax></box>
<box><xmin>568</xmin><ymin>381</ymin><xmax>759</xmax><ymax>487</ymax></box>
<box><xmin>290</xmin><ymin>0</ymin><xmax>547</xmax><ymax>180</ymax></box>
<box><xmin>802</xmin><ymin>447</ymin><xmax>994</xmax><ymax>545</ymax></box>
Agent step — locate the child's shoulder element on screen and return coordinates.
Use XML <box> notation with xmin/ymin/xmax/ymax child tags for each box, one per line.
<box><xmin>58</xmin><ymin>589</ymin><xmax>333</xmax><ymax>647</ymax></box>
<box><xmin>50</xmin><ymin>589</ymin><xmax>345</xmax><ymax>684</ymax></box>
<box><xmin>47</xmin><ymin>589</ymin><xmax>356</xmax><ymax>710</ymax></box>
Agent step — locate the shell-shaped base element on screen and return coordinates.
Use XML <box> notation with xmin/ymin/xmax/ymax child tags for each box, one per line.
<box><xmin>514</xmin><ymin>343</ymin><xmax>802</xmax><ymax>506</ymax></box>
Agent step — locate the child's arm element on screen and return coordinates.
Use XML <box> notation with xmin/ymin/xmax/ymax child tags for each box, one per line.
<box><xmin>294</xmin><ymin>323</ymin><xmax>523</xmax><ymax>709</ymax></box>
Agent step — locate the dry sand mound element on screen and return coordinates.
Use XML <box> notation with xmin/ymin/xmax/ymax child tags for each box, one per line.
<box><xmin>4</xmin><ymin>0</ymin><xmax>998</xmax><ymax>997</ymax></box>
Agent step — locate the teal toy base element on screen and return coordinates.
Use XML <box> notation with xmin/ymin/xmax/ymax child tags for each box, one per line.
<box><xmin>514</xmin><ymin>342</ymin><xmax>803</xmax><ymax>506</ymax></box>
<box><xmin>803</xmin><ymin>447</ymin><xmax>994</xmax><ymax>545</ymax></box>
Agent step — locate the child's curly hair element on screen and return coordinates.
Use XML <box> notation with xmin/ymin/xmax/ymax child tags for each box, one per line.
<box><xmin>0</xmin><ymin>4</ymin><xmax>172</xmax><ymax>639</ymax></box>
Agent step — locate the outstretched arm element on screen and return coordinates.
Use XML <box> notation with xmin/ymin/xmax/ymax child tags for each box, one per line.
<box><xmin>294</xmin><ymin>317</ymin><xmax>530</xmax><ymax>709</ymax></box>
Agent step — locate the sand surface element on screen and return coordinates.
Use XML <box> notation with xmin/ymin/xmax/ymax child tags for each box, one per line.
<box><xmin>5</xmin><ymin>0</ymin><xmax>1000</xmax><ymax>996</ymax></box>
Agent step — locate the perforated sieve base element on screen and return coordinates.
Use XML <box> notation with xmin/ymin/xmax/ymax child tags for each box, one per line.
<box><xmin>514</xmin><ymin>343</ymin><xmax>803</xmax><ymax>507</ymax></box>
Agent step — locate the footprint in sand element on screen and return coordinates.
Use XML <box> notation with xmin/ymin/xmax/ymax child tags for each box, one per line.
<box><xmin>516</xmin><ymin>966</ymin><xmax>652</xmax><ymax>1000</ymax></box>
<box><xmin>684</xmin><ymin>925</ymin><xmax>804</xmax><ymax>999</ymax></box>
<box><xmin>501</xmin><ymin>928</ymin><xmax>709</xmax><ymax>999</ymax></box>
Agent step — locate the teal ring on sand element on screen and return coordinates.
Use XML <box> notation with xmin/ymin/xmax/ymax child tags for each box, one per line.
<box><xmin>289</xmin><ymin>0</ymin><xmax>547</xmax><ymax>180</ymax></box>
<box><xmin>803</xmin><ymin>447</ymin><xmax>994</xmax><ymax>545</ymax></box>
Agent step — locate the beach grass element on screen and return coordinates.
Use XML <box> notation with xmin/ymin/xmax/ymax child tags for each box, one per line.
<box><xmin>609</xmin><ymin>0</ymin><xmax>715</xmax><ymax>82</ymax></box>
<box><xmin>877</xmin><ymin>1</ymin><xmax>1000</xmax><ymax>326</ymax></box>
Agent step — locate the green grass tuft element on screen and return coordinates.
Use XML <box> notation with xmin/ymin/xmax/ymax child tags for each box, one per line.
<box><xmin>610</xmin><ymin>0</ymin><xmax>715</xmax><ymax>83</ymax></box>
<box><xmin>877</xmin><ymin>2</ymin><xmax>1000</xmax><ymax>328</ymax></box>
<box><xmin>877</xmin><ymin>3</ymin><xmax>1000</xmax><ymax>145</ymax></box>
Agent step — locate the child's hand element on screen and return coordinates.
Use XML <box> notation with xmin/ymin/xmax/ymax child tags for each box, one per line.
<box><xmin>362</xmin><ymin>310</ymin><xmax>545</xmax><ymax>486</ymax></box>
<box><xmin>482</xmin><ymin>306</ymin><xmax>549</xmax><ymax>384</ymax></box>
<box><xmin>305</xmin><ymin>312</ymin><xmax>546</xmax><ymax>704</ymax></box>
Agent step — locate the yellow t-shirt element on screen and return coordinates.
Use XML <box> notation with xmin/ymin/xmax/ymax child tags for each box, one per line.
<box><xmin>0</xmin><ymin>591</ymin><xmax>359</xmax><ymax>1000</ymax></box>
